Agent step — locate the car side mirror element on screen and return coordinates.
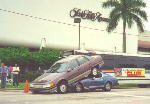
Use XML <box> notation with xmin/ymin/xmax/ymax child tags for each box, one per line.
<box><xmin>67</xmin><ymin>68</ymin><xmax>72</xmax><ymax>72</ymax></box>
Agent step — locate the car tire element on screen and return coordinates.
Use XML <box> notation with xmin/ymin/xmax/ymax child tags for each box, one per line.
<box><xmin>91</xmin><ymin>67</ymin><xmax>98</xmax><ymax>76</ymax></box>
<box><xmin>103</xmin><ymin>82</ymin><xmax>112</xmax><ymax>92</ymax></box>
<box><xmin>57</xmin><ymin>81</ymin><xmax>68</xmax><ymax>94</ymax></box>
<box><xmin>75</xmin><ymin>83</ymin><xmax>83</xmax><ymax>93</ymax></box>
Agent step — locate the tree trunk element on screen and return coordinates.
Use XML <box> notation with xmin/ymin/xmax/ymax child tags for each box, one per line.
<box><xmin>123</xmin><ymin>19</ymin><xmax>126</xmax><ymax>53</ymax></box>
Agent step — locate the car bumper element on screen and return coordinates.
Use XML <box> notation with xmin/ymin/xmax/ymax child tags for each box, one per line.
<box><xmin>30</xmin><ymin>86</ymin><xmax>57</xmax><ymax>93</ymax></box>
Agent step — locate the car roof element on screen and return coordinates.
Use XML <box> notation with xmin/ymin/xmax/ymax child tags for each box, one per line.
<box><xmin>57</xmin><ymin>55</ymin><xmax>84</xmax><ymax>63</ymax></box>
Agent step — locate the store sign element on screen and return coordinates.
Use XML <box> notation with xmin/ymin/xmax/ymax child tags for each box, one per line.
<box><xmin>70</xmin><ymin>8</ymin><xmax>109</xmax><ymax>22</ymax></box>
<box><xmin>114</xmin><ymin>68</ymin><xmax>145</xmax><ymax>77</ymax></box>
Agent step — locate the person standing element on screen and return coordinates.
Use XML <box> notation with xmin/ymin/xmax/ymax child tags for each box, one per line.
<box><xmin>12</xmin><ymin>64</ymin><xmax>20</xmax><ymax>87</ymax></box>
<box><xmin>8</xmin><ymin>66</ymin><xmax>13</xmax><ymax>85</ymax></box>
<box><xmin>0</xmin><ymin>63</ymin><xmax>9</xmax><ymax>88</ymax></box>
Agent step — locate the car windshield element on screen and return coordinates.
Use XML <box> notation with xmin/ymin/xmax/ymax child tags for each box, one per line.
<box><xmin>46</xmin><ymin>63</ymin><xmax>68</xmax><ymax>73</ymax></box>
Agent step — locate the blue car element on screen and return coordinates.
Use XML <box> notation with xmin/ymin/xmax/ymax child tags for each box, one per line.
<box><xmin>70</xmin><ymin>72</ymin><xmax>118</xmax><ymax>92</ymax></box>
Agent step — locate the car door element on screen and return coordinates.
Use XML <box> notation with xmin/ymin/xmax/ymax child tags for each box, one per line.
<box><xmin>89</xmin><ymin>72</ymin><xmax>105</xmax><ymax>88</ymax></box>
<box><xmin>91</xmin><ymin>78</ymin><xmax>104</xmax><ymax>88</ymax></box>
<box><xmin>77</xmin><ymin>56</ymin><xmax>91</xmax><ymax>76</ymax></box>
<box><xmin>66</xmin><ymin>59</ymin><xmax>80</xmax><ymax>84</ymax></box>
<box><xmin>80</xmin><ymin>78</ymin><xmax>95</xmax><ymax>88</ymax></box>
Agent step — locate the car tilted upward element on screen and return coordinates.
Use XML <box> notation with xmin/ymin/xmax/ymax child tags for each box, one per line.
<box><xmin>71</xmin><ymin>72</ymin><xmax>118</xmax><ymax>92</ymax></box>
<box><xmin>30</xmin><ymin>55</ymin><xmax>104</xmax><ymax>94</ymax></box>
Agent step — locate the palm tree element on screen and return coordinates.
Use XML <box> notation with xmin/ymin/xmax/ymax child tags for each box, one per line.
<box><xmin>102</xmin><ymin>0</ymin><xmax>147</xmax><ymax>53</ymax></box>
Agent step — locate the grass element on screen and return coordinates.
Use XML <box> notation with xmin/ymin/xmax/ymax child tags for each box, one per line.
<box><xmin>118</xmin><ymin>84</ymin><xmax>138</xmax><ymax>87</ymax></box>
<box><xmin>0</xmin><ymin>82</ymin><xmax>29</xmax><ymax>89</ymax></box>
<box><xmin>6</xmin><ymin>83</ymin><xmax>26</xmax><ymax>88</ymax></box>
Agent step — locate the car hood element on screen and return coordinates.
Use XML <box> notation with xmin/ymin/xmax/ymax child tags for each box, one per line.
<box><xmin>32</xmin><ymin>72</ymin><xmax>64</xmax><ymax>83</ymax></box>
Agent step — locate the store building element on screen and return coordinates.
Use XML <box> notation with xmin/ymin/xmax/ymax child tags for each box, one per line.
<box><xmin>0</xmin><ymin>0</ymin><xmax>139</xmax><ymax>53</ymax></box>
<box><xmin>138</xmin><ymin>30</ymin><xmax>150</xmax><ymax>54</ymax></box>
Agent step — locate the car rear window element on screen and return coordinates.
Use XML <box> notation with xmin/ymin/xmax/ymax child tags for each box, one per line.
<box><xmin>47</xmin><ymin>63</ymin><xmax>68</xmax><ymax>73</ymax></box>
<box><xmin>68</xmin><ymin>60</ymin><xmax>79</xmax><ymax>69</ymax></box>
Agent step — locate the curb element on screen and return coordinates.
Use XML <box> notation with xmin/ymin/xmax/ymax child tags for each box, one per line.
<box><xmin>113</xmin><ymin>86</ymin><xmax>139</xmax><ymax>89</ymax></box>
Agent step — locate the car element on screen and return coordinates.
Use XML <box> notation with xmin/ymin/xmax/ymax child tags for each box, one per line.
<box><xmin>70</xmin><ymin>72</ymin><xmax>118</xmax><ymax>92</ymax></box>
<box><xmin>30</xmin><ymin>55</ymin><xmax>104</xmax><ymax>94</ymax></box>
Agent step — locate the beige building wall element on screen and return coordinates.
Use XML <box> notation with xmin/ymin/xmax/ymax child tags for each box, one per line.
<box><xmin>139</xmin><ymin>30</ymin><xmax>150</xmax><ymax>42</ymax></box>
<box><xmin>0</xmin><ymin>0</ymin><xmax>138</xmax><ymax>54</ymax></box>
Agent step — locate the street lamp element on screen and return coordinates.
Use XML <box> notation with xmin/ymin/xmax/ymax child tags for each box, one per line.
<box><xmin>40</xmin><ymin>37</ymin><xmax>46</xmax><ymax>50</ymax></box>
<box><xmin>74</xmin><ymin>18</ymin><xmax>81</xmax><ymax>50</ymax></box>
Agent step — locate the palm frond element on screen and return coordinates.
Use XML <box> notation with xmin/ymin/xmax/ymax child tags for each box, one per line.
<box><xmin>109</xmin><ymin>7</ymin><xmax>122</xmax><ymax>19</ymax></box>
<box><xmin>129</xmin><ymin>0</ymin><xmax>146</xmax><ymax>8</ymax></box>
<box><xmin>130</xmin><ymin>13</ymin><xmax>144</xmax><ymax>32</ymax></box>
<box><xmin>126</xmin><ymin>13</ymin><xmax>134</xmax><ymax>28</ymax></box>
<box><xmin>123</xmin><ymin>0</ymin><xmax>146</xmax><ymax>9</ymax></box>
<box><xmin>102</xmin><ymin>0</ymin><xmax>147</xmax><ymax>33</ymax></box>
<box><xmin>130</xmin><ymin>8</ymin><xmax>148</xmax><ymax>21</ymax></box>
<box><xmin>102</xmin><ymin>0</ymin><xmax>120</xmax><ymax>8</ymax></box>
<box><xmin>107</xmin><ymin>13</ymin><xmax>121</xmax><ymax>32</ymax></box>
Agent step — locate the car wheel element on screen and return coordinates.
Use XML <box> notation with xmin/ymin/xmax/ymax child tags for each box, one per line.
<box><xmin>57</xmin><ymin>81</ymin><xmax>68</xmax><ymax>94</ymax></box>
<box><xmin>75</xmin><ymin>83</ymin><xmax>83</xmax><ymax>93</ymax></box>
<box><xmin>91</xmin><ymin>67</ymin><xmax>98</xmax><ymax>76</ymax></box>
<box><xmin>103</xmin><ymin>82</ymin><xmax>112</xmax><ymax>92</ymax></box>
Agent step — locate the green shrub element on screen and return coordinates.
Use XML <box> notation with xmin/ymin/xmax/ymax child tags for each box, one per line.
<box><xmin>19</xmin><ymin>70</ymin><xmax>40</xmax><ymax>82</ymax></box>
<box><xmin>0</xmin><ymin>47</ymin><xmax>60</xmax><ymax>81</ymax></box>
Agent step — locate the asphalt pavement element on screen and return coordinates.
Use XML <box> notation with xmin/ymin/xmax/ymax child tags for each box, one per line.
<box><xmin>0</xmin><ymin>88</ymin><xmax>150</xmax><ymax>104</ymax></box>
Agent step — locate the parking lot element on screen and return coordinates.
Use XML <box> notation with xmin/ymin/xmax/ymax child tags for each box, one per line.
<box><xmin>0</xmin><ymin>88</ymin><xmax>150</xmax><ymax>104</ymax></box>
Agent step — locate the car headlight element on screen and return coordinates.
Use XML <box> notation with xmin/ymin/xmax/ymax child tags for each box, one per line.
<box><xmin>43</xmin><ymin>82</ymin><xmax>55</xmax><ymax>88</ymax></box>
<box><xmin>43</xmin><ymin>84</ymin><xmax>50</xmax><ymax>88</ymax></box>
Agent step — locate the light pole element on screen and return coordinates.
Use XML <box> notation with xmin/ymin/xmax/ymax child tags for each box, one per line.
<box><xmin>40</xmin><ymin>37</ymin><xmax>46</xmax><ymax>50</ymax></box>
<box><xmin>74</xmin><ymin>18</ymin><xmax>81</xmax><ymax>50</ymax></box>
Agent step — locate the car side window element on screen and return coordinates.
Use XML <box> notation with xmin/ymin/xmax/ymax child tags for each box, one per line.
<box><xmin>91</xmin><ymin>72</ymin><xmax>102</xmax><ymax>78</ymax></box>
<box><xmin>68</xmin><ymin>60</ymin><xmax>79</xmax><ymax>69</ymax></box>
<box><xmin>97</xmin><ymin>72</ymin><xmax>102</xmax><ymax>77</ymax></box>
<box><xmin>103</xmin><ymin>73</ymin><xmax>109</xmax><ymax>77</ymax></box>
<box><xmin>77</xmin><ymin>56</ymin><xmax>89</xmax><ymax>65</ymax></box>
